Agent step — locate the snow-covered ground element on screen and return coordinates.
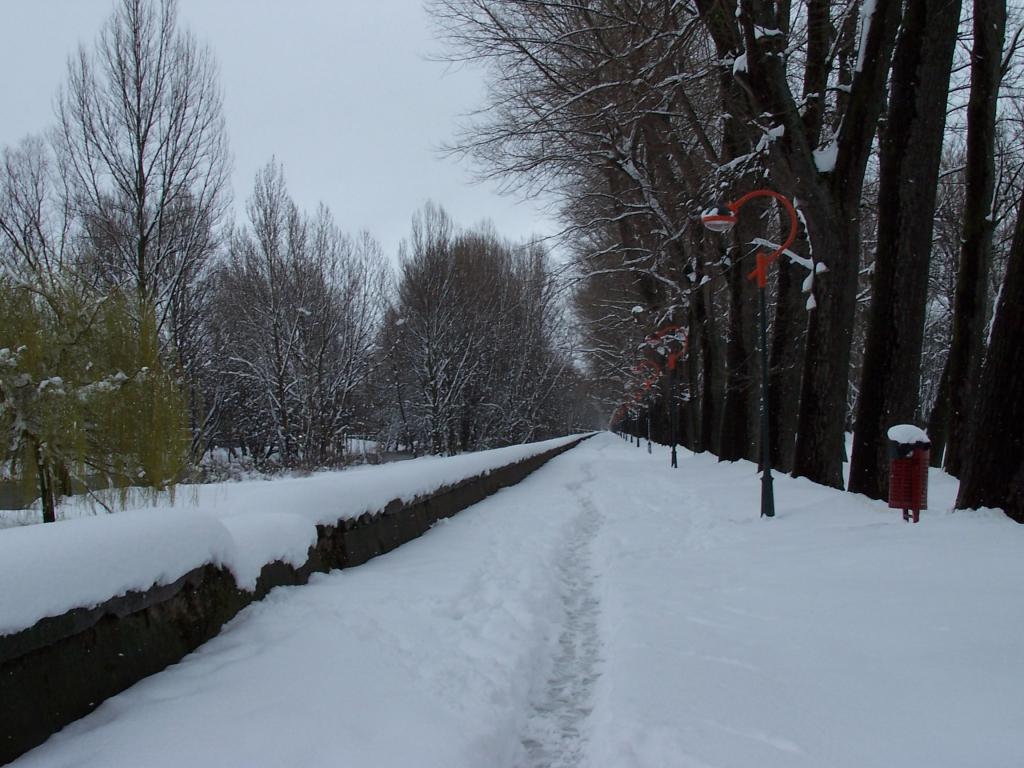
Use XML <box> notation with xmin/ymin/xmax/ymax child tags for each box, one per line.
<box><xmin>11</xmin><ymin>433</ymin><xmax>1023</xmax><ymax>767</ymax></box>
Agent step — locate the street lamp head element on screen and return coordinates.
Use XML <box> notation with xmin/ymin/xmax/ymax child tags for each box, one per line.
<box><xmin>701</xmin><ymin>204</ymin><xmax>737</xmax><ymax>233</ymax></box>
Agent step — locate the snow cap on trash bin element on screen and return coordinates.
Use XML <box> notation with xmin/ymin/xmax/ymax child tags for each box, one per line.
<box><xmin>886</xmin><ymin>424</ymin><xmax>930</xmax><ymax>446</ymax></box>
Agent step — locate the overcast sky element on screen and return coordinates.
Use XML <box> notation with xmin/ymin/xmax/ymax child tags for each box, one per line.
<box><xmin>0</xmin><ymin>0</ymin><xmax>560</xmax><ymax>259</ymax></box>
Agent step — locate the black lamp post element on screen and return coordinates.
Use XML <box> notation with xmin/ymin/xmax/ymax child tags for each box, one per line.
<box><xmin>646</xmin><ymin>401</ymin><xmax>652</xmax><ymax>453</ymax></box>
<box><xmin>669</xmin><ymin>362</ymin><xmax>678</xmax><ymax>467</ymax></box>
<box><xmin>701</xmin><ymin>190</ymin><xmax>799</xmax><ymax>519</ymax></box>
<box><xmin>644</xmin><ymin>326</ymin><xmax>688</xmax><ymax>469</ymax></box>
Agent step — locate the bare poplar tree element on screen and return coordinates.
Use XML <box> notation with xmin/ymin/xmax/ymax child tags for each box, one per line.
<box><xmin>0</xmin><ymin>137</ymin><xmax>73</xmax><ymax>287</ymax></box>
<box><xmin>55</xmin><ymin>0</ymin><xmax>229</xmax><ymax>353</ymax></box>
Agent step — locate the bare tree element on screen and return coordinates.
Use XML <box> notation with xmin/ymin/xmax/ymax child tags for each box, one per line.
<box><xmin>384</xmin><ymin>204</ymin><xmax>575</xmax><ymax>454</ymax></box>
<box><xmin>207</xmin><ymin>161</ymin><xmax>387</xmax><ymax>470</ymax></box>
<box><xmin>386</xmin><ymin>204</ymin><xmax>478</xmax><ymax>454</ymax></box>
<box><xmin>55</xmin><ymin>0</ymin><xmax>229</xmax><ymax>353</ymax></box>
<box><xmin>0</xmin><ymin>137</ymin><xmax>74</xmax><ymax>288</ymax></box>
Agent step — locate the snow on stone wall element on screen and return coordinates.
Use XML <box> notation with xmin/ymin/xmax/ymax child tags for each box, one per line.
<box><xmin>0</xmin><ymin>434</ymin><xmax>589</xmax><ymax>638</ymax></box>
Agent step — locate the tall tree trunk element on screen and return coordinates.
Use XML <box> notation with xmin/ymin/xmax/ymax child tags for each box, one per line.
<box><xmin>687</xmin><ymin>286</ymin><xmax>705</xmax><ymax>453</ymax></box>
<box><xmin>789</xmin><ymin>0</ymin><xmax>901</xmax><ymax>488</ymax></box>
<box><xmin>33</xmin><ymin>438</ymin><xmax>56</xmax><ymax>524</ymax></box>
<box><xmin>788</xmin><ymin>197</ymin><xmax>857</xmax><ymax>488</ymax></box>
<box><xmin>801</xmin><ymin>0</ymin><xmax>831</xmax><ymax>147</ymax></box>
<box><xmin>941</xmin><ymin>0</ymin><xmax>1006</xmax><ymax>477</ymax></box>
<box><xmin>956</xmin><ymin>191</ymin><xmax>1024</xmax><ymax>522</ymax></box>
<box><xmin>926</xmin><ymin>362</ymin><xmax>951</xmax><ymax>467</ymax></box>
<box><xmin>849</xmin><ymin>0</ymin><xmax>962</xmax><ymax>500</ymax></box>
<box><xmin>764</xmin><ymin>0</ymin><xmax>824</xmax><ymax>472</ymax></box>
<box><xmin>719</xmin><ymin>252</ymin><xmax>753</xmax><ymax>461</ymax></box>
<box><xmin>716</xmin><ymin>66</ymin><xmax>758</xmax><ymax>463</ymax></box>
<box><xmin>768</xmin><ymin>246</ymin><xmax>807</xmax><ymax>471</ymax></box>
<box><xmin>694</xmin><ymin>245</ymin><xmax>721</xmax><ymax>454</ymax></box>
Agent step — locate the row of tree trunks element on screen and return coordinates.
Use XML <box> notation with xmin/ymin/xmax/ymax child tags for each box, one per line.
<box><xmin>956</xmin><ymin>189</ymin><xmax>1024</xmax><ymax>522</ymax></box>
<box><xmin>688</xmin><ymin>0</ymin><xmax>902</xmax><ymax>488</ymax></box>
<box><xmin>849</xmin><ymin>0</ymin><xmax>963</xmax><ymax>500</ymax></box>
<box><xmin>931</xmin><ymin>0</ymin><xmax>1007</xmax><ymax>476</ymax></box>
<box><xmin>431</xmin><ymin>1</ymin><xmax>1022</xmax><ymax>521</ymax></box>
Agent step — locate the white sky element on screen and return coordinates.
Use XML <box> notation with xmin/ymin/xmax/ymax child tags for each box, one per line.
<box><xmin>0</xmin><ymin>0</ymin><xmax>561</xmax><ymax>260</ymax></box>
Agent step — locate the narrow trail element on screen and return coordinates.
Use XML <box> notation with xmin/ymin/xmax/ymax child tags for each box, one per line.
<box><xmin>519</xmin><ymin>463</ymin><xmax>603</xmax><ymax>768</ymax></box>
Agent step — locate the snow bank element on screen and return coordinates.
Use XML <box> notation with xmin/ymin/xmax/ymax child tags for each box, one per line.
<box><xmin>0</xmin><ymin>434</ymin><xmax>588</xmax><ymax>637</ymax></box>
<box><xmin>179</xmin><ymin>433</ymin><xmax>588</xmax><ymax>529</ymax></box>
<box><xmin>0</xmin><ymin>510</ymin><xmax>234</xmax><ymax>636</ymax></box>
<box><xmin>217</xmin><ymin>513</ymin><xmax>319</xmax><ymax>591</ymax></box>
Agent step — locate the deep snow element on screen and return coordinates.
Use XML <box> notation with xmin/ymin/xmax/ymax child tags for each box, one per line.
<box><xmin>10</xmin><ymin>433</ymin><xmax>1023</xmax><ymax>767</ymax></box>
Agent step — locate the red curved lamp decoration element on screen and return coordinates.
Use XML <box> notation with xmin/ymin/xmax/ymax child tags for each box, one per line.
<box><xmin>704</xmin><ymin>189</ymin><xmax>799</xmax><ymax>288</ymax></box>
<box><xmin>644</xmin><ymin>324</ymin><xmax>690</xmax><ymax>371</ymax></box>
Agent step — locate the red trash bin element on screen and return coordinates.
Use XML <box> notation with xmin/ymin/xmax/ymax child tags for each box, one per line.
<box><xmin>887</xmin><ymin>425</ymin><xmax>930</xmax><ymax>523</ymax></box>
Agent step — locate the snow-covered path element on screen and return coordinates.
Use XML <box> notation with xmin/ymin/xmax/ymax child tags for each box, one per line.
<box><xmin>521</xmin><ymin>461</ymin><xmax>604</xmax><ymax>768</ymax></box>
<box><xmin>13</xmin><ymin>434</ymin><xmax>1024</xmax><ymax>767</ymax></box>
